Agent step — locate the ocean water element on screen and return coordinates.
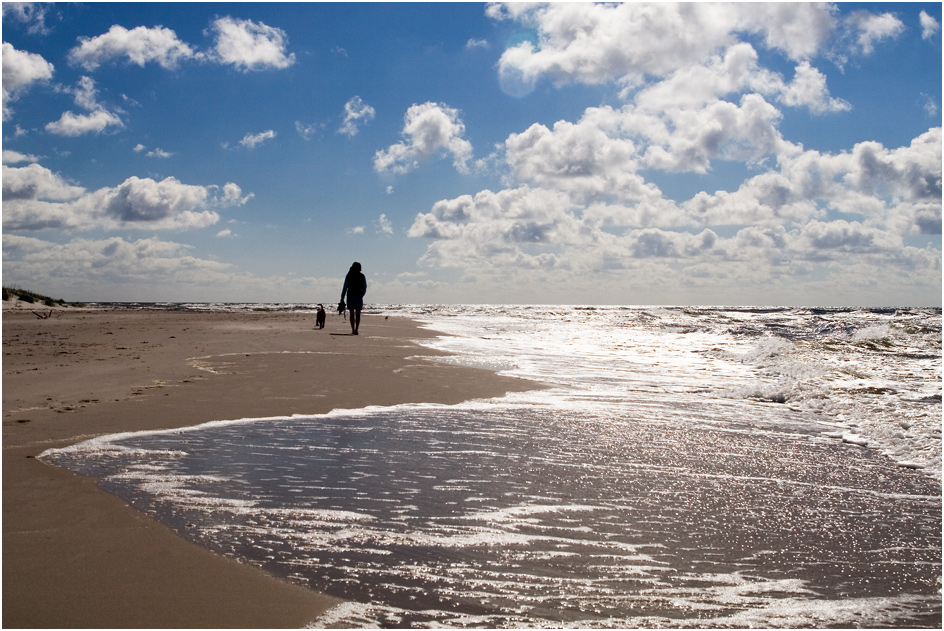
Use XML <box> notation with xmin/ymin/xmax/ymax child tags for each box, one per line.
<box><xmin>42</xmin><ymin>306</ymin><xmax>942</xmax><ymax>627</ymax></box>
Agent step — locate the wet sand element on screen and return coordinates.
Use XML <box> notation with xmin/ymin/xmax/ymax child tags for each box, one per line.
<box><xmin>2</xmin><ymin>306</ymin><xmax>535</xmax><ymax>627</ymax></box>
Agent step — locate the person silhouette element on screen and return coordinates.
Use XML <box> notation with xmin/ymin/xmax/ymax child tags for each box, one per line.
<box><xmin>340</xmin><ymin>262</ymin><xmax>367</xmax><ymax>335</ymax></box>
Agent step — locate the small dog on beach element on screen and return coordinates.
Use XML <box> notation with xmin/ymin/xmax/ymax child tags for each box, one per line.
<box><xmin>315</xmin><ymin>304</ymin><xmax>326</xmax><ymax>329</ymax></box>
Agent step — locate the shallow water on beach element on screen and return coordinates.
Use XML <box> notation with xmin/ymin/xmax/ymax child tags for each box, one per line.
<box><xmin>42</xmin><ymin>306</ymin><xmax>942</xmax><ymax>627</ymax></box>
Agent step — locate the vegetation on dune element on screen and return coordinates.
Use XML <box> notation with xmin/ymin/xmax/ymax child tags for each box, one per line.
<box><xmin>2</xmin><ymin>286</ymin><xmax>74</xmax><ymax>307</ymax></box>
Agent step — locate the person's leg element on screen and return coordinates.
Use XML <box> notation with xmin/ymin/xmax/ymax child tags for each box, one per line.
<box><xmin>352</xmin><ymin>309</ymin><xmax>361</xmax><ymax>334</ymax></box>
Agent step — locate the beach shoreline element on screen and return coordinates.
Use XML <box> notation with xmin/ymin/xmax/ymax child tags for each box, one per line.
<box><xmin>2</xmin><ymin>307</ymin><xmax>537</xmax><ymax>628</ymax></box>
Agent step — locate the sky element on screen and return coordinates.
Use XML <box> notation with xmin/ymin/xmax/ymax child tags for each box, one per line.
<box><xmin>2</xmin><ymin>2</ymin><xmax>941</xmax><ymax>306</ymax></box>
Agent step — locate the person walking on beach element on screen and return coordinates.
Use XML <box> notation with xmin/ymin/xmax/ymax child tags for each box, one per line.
<box><xmin>340</xmin><ymin>261</ymin><xmax>367</xmax><ymax>335</ymax></box>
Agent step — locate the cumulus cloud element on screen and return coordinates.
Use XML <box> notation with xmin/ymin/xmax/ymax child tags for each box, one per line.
<box><xmin>2</xmin><ymin>149</ymin><xmax>41</xmax><ymax>164</ymax></box>
<box><xmin>501</xmin><ymin>87</ymin><xmax>792</xmax><ymax>202</ymax></box>
<box><xmin>845</xmin><ymin>10</ymin><xmax>905</xmax><ymax>55</ymax></box>
<box><xmin>68</xmin><ymin>24</ymin><xmax>197</xmax><ymax>70</ymax></box>
<box><xmin>401</xmin><ymin>2</ymin><xmax>939</xmax><ymax>303</ymax></box>
<box><xmin>2</xmin><ymin>2</ymin><xmax>57</xmax><ymax>35</ymax></box>
<box><xmin>61</xmin><ymin>16</ymin><xmax>296</xmax><ymax>75</ymax></box>
<box><xmin>734</xmin><ymin>3</ymin><xmax>837</xmax><ymax>60</ymax></box>
<box><xmin>66</xmin><ymin>176</ymin><xmax>218</xmax><ymax>229</ymax></box>
<box><xmin>295</xmin><ymin>120</ymin><xmax>322</xmax><ymax>140</ymax></box>
<box><xmin>2</xmin><ymin>162</ymin><xmax>85</xmax><ymax>202</ymax></box>
<box><xmin>487</xmin><ymin>3</ymin><xmax>839</xmax><ymax>96</ymax></box>
<box><xmin>374</xmin><ymin>102</ymin><xmax>473</xmax><ymax>174</ymax></box>
<box><xmin>408</xmin><ymin>125</ymin><xmax>941</xmax><ymax>289</ymax></box>
<box><xmin>2</xmin><ymin>232</ymin><xmax>346</xmax><ymax>302</ymax></box>
<box><xmin>408</xmin><ymin>186</ymin><xmax>590</xmax><ymax>269</ymax></box>
<box><xmin>687</xmin><ymin>128</ymin><xmax>943</xmax><ymax>232</ymax></box>
<box><xmin>2</xmin><ymin>234</ymin><xmax>233</xmax><ymax>292</ymax></box>
<box><xmin>921</xmin><ymin>94</ymin><xmax>940</xmax><ymax>118</ymax></box>
<box><xmin>2</xmin><ymin>43</ymin><xmax>54</xmax><ymax>120</ymax></box>
<box><xmin>237</xmin><ymin>129</ymin><xmax>276</xmax><ymax>149</ymax></box>
<box><xmin>216</xmin><ymin>182</ymin><xmax>253</xmax><ymax>206</ymax></box>
<box><xmin>920</xmin><ymin>11</ymin><xmax>941</xmax><ymax>40</ymax></box>
<box><xmin>338</xmin><ymin>96</ymin><xmax>375</xmax><ymax>136</ymax></box>
<box><xmin>377</xmin><ymin>213</ymin><xmax>393</xmax><ymax>235</ymax></box>
<box><xmin>207</xmin><ymin>16</ymin><xmax>295</xmax><ymax>71</ymax></box>
<box><xmin>45</xmin><ymin>75</ymin><xmax>124</xmax><ymax>136</ymax></box>
<box><xmin>45</xmin><ymin>109</ymin><xmax>124</xmax><ymax>136</ymax></box>
<box><xmin>778</xmin><ymin>61</ymin><xmax>851</xmax><ymax>114</ymax></box>
<box><xmin>2</xmin><ymin>164</ymin><xmax>251</xmax><ymax>231</ymax></box>
<box><xmin>504</xmin><ymin>114</ymin><xmax>657</xmax><ymax>203</ymax></box>
<box><xmin>625</xmin><ymin>43</ymin><xmax>848</xmax><ymax>115</ymax></box>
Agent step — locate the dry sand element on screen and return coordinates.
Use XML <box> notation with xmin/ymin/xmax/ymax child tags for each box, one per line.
<box><xmin>3</xmin><ymin>307</ymin><xmax>536</xmax><ymax>628</ymax></box>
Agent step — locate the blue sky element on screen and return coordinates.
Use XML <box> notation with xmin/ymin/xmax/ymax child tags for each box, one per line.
<box><xmin>3</xmin><ymin>2</ymin><xmax>941</xmax><ymax>306</ymax></box>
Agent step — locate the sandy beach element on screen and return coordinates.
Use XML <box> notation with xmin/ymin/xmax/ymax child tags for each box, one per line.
<box><xmin>2</xmin><ymin>306</ymin><xmax>535</xmax><ymax>628</ymax></box>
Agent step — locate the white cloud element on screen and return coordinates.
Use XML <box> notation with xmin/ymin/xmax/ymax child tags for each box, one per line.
<box><xmin>2</xmin><ymin>233</ymin><xmax>346</xmax><ymax>303</ymax></box>
<box><xmin>216</xmin><ymin>182</ymin><xmax>253</xmax><ymax>206</ymax></box>
<box><xmin>2</xmin><ymin>43</ymin><xmax>54</xmax><ymax>120</ymax></box>
<box><xmin>61</xmin><ymin>16</ymin><xmax>298</xmax><ymax>76</ymax></box>
<box><xmin>295</xmin><ymin>120</ymin><xmax>322</xmax><ymax>140</ymax></box>
<box><xmin>238</xmin><ymin>129</ymin><xmax>276</xmax><ymax>149</ymax></box>
<box><xmin>404</xmin><ymin>3</ymin><xmax>939</xmax><ymax>301</ymax></box>
<box><xmin>45</xmin><ymin>76</ymin><xmax>124</xmax><ymax>137</ymax></box>
<box><xmin>408</xmin><ymin>186</ymin><xmax>590</xmax><ymax>270</ymax></box>
<box><xmin>488</xmin><ymin>3</ymin><xmax>839</xmax><ymax>95</ymax></box>
<box><xmin>1</xmin><ymin>165</ymin><xmax>253</xmax><ymax>231</ymax></box>
<box><xmin>629</xmin><ymin>44</ymin><xmax>849</xmax><ymax>116</ymax></box>
<box><xmin>398</xmin><ymin>4</ymin><xmax>940</xmax><ymax>304</ymax></box>
<box><xmin>682</xmin><ymin>128</ymin><xmax>942</xmax><ymax>233</ymax></box>
<box><xmin>208</xmin><ymin>16</ymin><xmax>295</xmax><ymax>71</ymax></box>
<box><xmin>374</xmin><ymin>102</ymin><xmax>473</xmax><ymax>174</ymax></box>
<box><xmin>502</xmin><ymin>88</ymin><xmax>792</xmax><ymax>203</ymax></box>
<box><xmin>734</xmin><ymin>3</ymin><xmax>837</xmax><ymax>60</ymax></box>
<box><xmin>68</xmin><ymin>24</ymin><xmax>198</xmax><ymax>70</ymax></box>
<box><xmin>844</xmin><ymin>10</ymin><xmax>905</xmax><ymax>55</ymax></box>
<box><xmin>216</xmin><ymin>228</ymin><xmax>234</xmax><ymax>238</ymax></box>
<box><xmin>778</xmin><ymin>61</ymin><xmax>851</xmax><ymax>114</ymax></box>
<box><xmin>70</xmin><ymin>176</ymin><xmax>218</xmax><ymax>230</ymax></box>
<box><xmin>2</xmin><ymin>234</ymin><xmax>233</xmax><ymax>293</ymax></box>
<box><xmin>504</xmin><ymin>114</ymin><xmax>658</xmax><ymax>203</ymax></box>
<box><xmin>2</xmin><ymin>149</ymin><xmax>41</xmax><ymax>164</ymax></box>
<box><xmin>2</xmin><ymin>2</ymin><xmax>56</xmax><ymax>35</ymax></box>
<box><xmin>45</xmin><ymin>107</ymin><xmax>123</xmax><ymax>137</ymax></box>
<box><xmin>920</xmin><ymin>11</ymin><xmax>941</xmax><ymax>40</ymax></box>
<box><xmin>338</xmin><ymin>96</ymin><xmax>376</xmax><ymax>136</ymax></box>
<box><xmin>466</xmin><ymin>38</ymin><xmax>489</xmax><ymax>50</ymax></box>
<box><xmin>72</xmin><ymin>75</ymin><xmax>104</xmax><ymax>110</ymax></box>
<box><xmin>921</xmin><ymin>94</ymin><xmax>940</xmax><ymax>118</ymax></box>
<box><xmin>797</xmin><ymin>219</ymin><xmax>900</xmax><ymax>253</ymax></box>
<box><xmin>2</xmin><ymin>162</ymin><xmax>85</xmax><ymax>202</ymax></box>
<box><xmin>407</xmin><ymin>125</ymin><xmax>941</xmax><ymax>294</ymax></box>
<box><xmin>147</xmin><ymin>148</ymin><xmax>173</xmax><ymax>158</ymax></box>
<box><xmin>377</xmin><ymin>213</ymin><xmax>393</xmax><ymax>235</ymax></box>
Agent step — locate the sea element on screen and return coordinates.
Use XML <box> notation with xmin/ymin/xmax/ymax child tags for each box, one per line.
<box><xmin>41</xmin><ymin>305</ymin><xmax>942</xmax><ymax>628</ymax></box>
